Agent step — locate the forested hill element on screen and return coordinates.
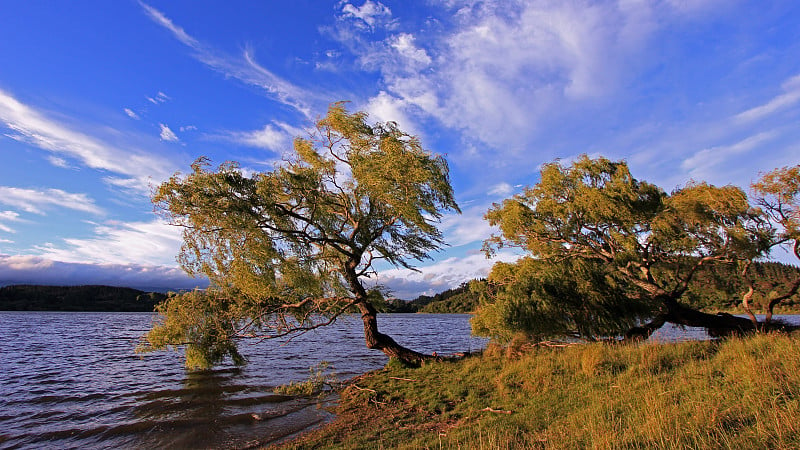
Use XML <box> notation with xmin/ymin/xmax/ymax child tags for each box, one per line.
<box><xmin>385</xmin><ymin>282</ymin><xmax>481</xmax><ymax>314</ymax></box>
<box><xmin>682</xmin><ymin>261</ymin><xmax>800</xmax><ymax>312</ymax></box>
<box><xmin>0</xmin><ymin>285</ymin><xmax>167</xmax><ymax>312</ymax></box>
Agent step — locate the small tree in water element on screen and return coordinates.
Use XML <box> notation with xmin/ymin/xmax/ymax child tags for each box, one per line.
<box><xmin>139</xmin><ymin>103</ymin><xmax>460</xmax><ymax>369</ymax></box>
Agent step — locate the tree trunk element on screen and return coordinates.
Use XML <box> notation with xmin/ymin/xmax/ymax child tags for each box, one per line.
<box><xmin>343</xmin><ymin>260</ymin><xmax>441</xmax><ymax>365</ymax></box>
<box><xmin>624</xmin><ymin>315</ymin><xmax>667</xmax><ymax>341</ymax></box>
<box><xmin>355</xmin><ymin>300</ymin><xmax>439</xmax><ymax>365</ymax></box>
<box><xmin>666</xmin><ymin>302</ymin><xmax>757</xmax><ymax>336</ymax></box>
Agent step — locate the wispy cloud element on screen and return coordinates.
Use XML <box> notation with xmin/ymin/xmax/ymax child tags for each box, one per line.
<box><xmin>123</xmin><ymin>108</ymin><xmax>140</xmax><ymax>119</ymax></box>
<box><xmin>0</xmin><ymin>211</ymin><xmax>22</xmax><ymax>234</ymax></box>
<box><xmin>223</xmin><ymin>121</ymin><xmax>302</xmax><ymax>152</ymax></box>
<box><xmin>440</xmin><ymin>204</ymin><xmax>495</xmax><ymax>248</ymax></box>
<box><xmin>336</xmin><ymin>0</ymin><xmax>729</xmax><ymax>160</ymax></box>
<box><xmin>340</xmin><ymin>0</ymin><xmax>394</xmax><ymax>31</ymax></box>
<box><xmin>34</xmin><ymin>219</ymin><xmax>184</xmax><ymax>266</ymax></box>
<box><xmin>159</xmin><ymin>123</ymin><xmax>179</xmax><ymax>142</ymax></box>
<box><xmin>374</xmin><ymin>250</ymin><xmax>518</xmax><ymax>299</ymax></box>
<box><xmin>140</xmin><ymin>2</ymin><xmax>316</xmax><ymax>117</ymax></box>
<box><xmin>0</xmin><ymin>89</ymin><xmax>173</xmax><ymax>192</ymax></box>
<box><xmin>681</xmin><ymin>131</ymin><xmax>780</xmax><ymax>181</ymax></box>
<box><xmin>46</xmin><ymin>155</ymin><xmax>72</xmax><ymax>169</ymax></box>
<box><xmin>488</xmin><ymin>182</ymin><xmax>513</xmax><ymax>197</ymax></box>
<box><xmin>0</xmin><ymin>186</ymin><xmax>104</xmax><ymax>216</ymax></box>
<box><xmin>734</xmin><ymin>73</ymin><xmax>800</xmax><ymax>123</ymax></box>
<box><xmin>147</xmin><ymin>91</ymin><xmax>171</xmax><ymax>105</ymax></box>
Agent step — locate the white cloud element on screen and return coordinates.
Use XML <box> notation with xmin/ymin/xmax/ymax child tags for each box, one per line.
<box><xmin>141</xmin><ymin>2</ymin><xmax>315</xmax><ymax>117</ymax></box>
<box><xmin>389</xmin><ymin>33</ymin><xmax>431</xmax><ymax>67</ymax></box>
<box><xmin>440</xmin><ymin>204</ymin><xmax>494</xmax><ymax>247</ymax></box>
<box><xmin>0</xmin><ymin>254</ymin><xmax>205</xmax><ymax>290</ymax></box>
<box><xmin>340</xmin><ymin>1</ymin><xmax>393</xmax><ymax>31</ymax></box>
<box><xmin>0</xmin><ymin>211</ymin><xmax>22</xmax><ymax>221</ymax></box>
<box><xmin>225</xmin><ymin>121</ymin><xmax>302</xmax><ymax>151</ymax></box>
<box><xmin>734</xmin><ymin>73</ymin><xmax>800</xmax><ymax>123</ymax></box>
<box><xmin>488</xmin><ymin>182</ymin><xmax>513</xmax><ymax>197</ymax></box>
<box><xmin>0</xmin><ymin>187</ymin><xmax>104</xmax><ymax>216</ymax></box>
<box><xmin>146</xmin><ymin>92</ymin><xmax>171</xmax><ymax>104</ymax></box>
<box><xmin>0</xmin><ymin>211</ymin><xmax>22</xmax><ymax>234</ymax></box>
<box><xmin>681</xmin><ymin>131</ymin><xmax>779</xmax><ymax>181</ymax></box>
<box><xmin>0</xmin><ymin>89</ymin><xmax>173</xmax><ymax>192</ymax></box>
<box><xmin>46</xmin><ymin>155</ymin><xmax>71</xmax><ymax>168</ymax></box>
<box><xmin>34</xmin><ymin>219</ymin><xmax>185</xmax><ymax>267</ymax></box>
<box><xmin>159</xmin><ymin>123</ymin><xmax>179</xmax><ymax>142</ymax></box>
<box><xmin>364</xmin><ymin>91</ymin><xmax>422</xmax><ymax>137</ymax></box>
<box><xmin>346</xmin><ymin>0</ymin><xmax>678</xmax><ymax>154</ymax></box>
<box><xmin>124</xmin><ymin>108</ymin><xmax>140</xmax><ymax>119</ymax></box>
<box><xmin>374</xmin><ymin>250</ymin><xmax>518</xmax><ymax>299</ymax></box>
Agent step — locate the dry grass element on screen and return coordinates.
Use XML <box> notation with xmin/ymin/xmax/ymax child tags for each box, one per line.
<box><xmin>278</xmin><ymin>332</ymin><xmax>800</xmax><ymax>449</ymax></box>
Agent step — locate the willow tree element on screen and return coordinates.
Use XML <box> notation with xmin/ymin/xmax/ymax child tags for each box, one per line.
<box><xmin>478</xmin><ymin>155</ymin><xmax>772</xmax><ymax>341</ymax></box>
<box><xmin>745</xmin><ymin>164</ymin><xmax>800</xmax><ymax>325</ymax></box>
<box><xmin>140</xmin><ymin>104</ymin><xmax>459</xmax><ymax>369</ymax></box>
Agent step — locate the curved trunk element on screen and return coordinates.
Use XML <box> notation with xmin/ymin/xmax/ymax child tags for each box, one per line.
<box><xmin>624</xmin><ymin>315</ymin><xmax>667</xmax><ymax>341</ymax></box>
<box><xmin>627</xmin><ymin>294</ymin><xmax>799</xmax><ymax>340</ymax></box>
<box><xmin>739</xmin><ymin>261</ymin><xmax>760</xmax><ymax>328</ymax></box>
<box><xmin>343</xmin><ymin>260</ymin><xmax>440</xmax><ymax>365</ymax></box>
<box><xmin>355</xmin><ymin>299</ymin><xmax>439</xmax><ymax>365</ymax></box>
<box><xmin>765</xmin><ymin>276</ymin><xmax>800</xmax><ymax>325</ymax></box>
<box><xmin>664</xmin><ymin>299</ymin><xmax>757</xmax><ymax>336</ymax></box>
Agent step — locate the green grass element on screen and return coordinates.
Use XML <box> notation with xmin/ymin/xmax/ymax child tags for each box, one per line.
<box><xmin>279</xmin><ymin>333</ymin><xmax>800</xmax><ymax>449</ymax></box>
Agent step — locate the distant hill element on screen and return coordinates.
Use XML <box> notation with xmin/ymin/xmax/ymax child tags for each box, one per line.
<box><xmin>385</xmin><ymin>282</ymin><xmax>482</xmax><ymax>314</ymax></box>
<box><xmin>0</xmin><ymin>285</ymin><xmax>168</xmax><ymax>312</ymax></box>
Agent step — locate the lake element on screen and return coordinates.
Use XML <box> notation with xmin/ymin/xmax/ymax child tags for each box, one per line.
<box><xmin>1</xmin><ymin>312</ymin><xmax>797</xmax><ymax>449</ymax></box>
<box><xmin>0</xmin><ymin>312</ymin><xmax>485</xmax><ymax>449</ymax></box>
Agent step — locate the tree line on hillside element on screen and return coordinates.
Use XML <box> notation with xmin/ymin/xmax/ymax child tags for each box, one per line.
<box><xmin>135</xmin><ymin>103</ymin><xmax>800</xmax><ymax>369</ymax></box>
<box><xmin>0</xmin><ymin>285</ymin><xmax>167</xmax><ymax>312</ymax></box>
<box><xmin>382</xmin><ymin>282</ymin><xmax>481</xmax><ymax>313</ymax></box>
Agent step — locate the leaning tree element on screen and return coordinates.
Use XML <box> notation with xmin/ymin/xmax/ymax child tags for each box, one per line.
<box><xmin>742</xmin><ymin>164</ymin><xmax>800</xmax><ymax>325</ymax></box>
<box><xmin>139</xmin><ymin>103</ymin><xmax>460</xmax><ymax>369</ymax></box>
<box><xmin>477</xmin><ymin>155</ymin><xmax>775</xmax><ymax>342</ymax></box>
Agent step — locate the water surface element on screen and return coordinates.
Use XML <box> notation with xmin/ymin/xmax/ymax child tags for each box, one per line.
<box><xmin>2</xmin><ymin>312</ymin><xmax>797</xmax><ymax>449</ymax></box>
<box><xmin>0</xmin><ymin>312</ymin><xmax>483</xmax><ymax>449</ymax></box>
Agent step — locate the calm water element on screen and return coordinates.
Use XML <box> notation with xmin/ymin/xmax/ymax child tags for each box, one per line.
<box><xmin>0</xmin><ymin>312</ymin><xmax>486</xmax><ymax>449</ymax></box>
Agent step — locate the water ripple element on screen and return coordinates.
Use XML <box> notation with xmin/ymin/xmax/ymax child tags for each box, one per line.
<box><xmin>0</xmin><ymin>312</ymin><xmax>484</xmax><ymax>449</ymax></box>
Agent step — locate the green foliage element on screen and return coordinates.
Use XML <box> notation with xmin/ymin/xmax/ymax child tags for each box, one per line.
<box><xmin>143</xmin><ymin>103</ymin><xmax>459</xmax><ymax>369</ymax></box>
<box><xmin>472</xmin><ymin>257</ymin><xmax>655</xmax><ymax>342</ymax></box>
<box><xmin>283</xmin><ymin>333</ymin><xmax>800</xmax><ymax>449</ymax></box>
<box><xmin>274</xmin><ymin>361</ymin><xmax>340</xmax><ymax>396</ymax></box>
<box><xmin>477</xmin><ymin>155</ymin><xmax>770</xmax><ymax>340</ymax></box>
<box><xmin>137</xmin><ymin>290</ymin><xmax>246</xmax><ymax>370</ymax></box>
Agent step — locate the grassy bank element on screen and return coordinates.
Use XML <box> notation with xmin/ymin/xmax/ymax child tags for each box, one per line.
<box><xmin>279</xmin><ymin>333</ymin><xmax>800</xmax><ymax>449</ymax></box>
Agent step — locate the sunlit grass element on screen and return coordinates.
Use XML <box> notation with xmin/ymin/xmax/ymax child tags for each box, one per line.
<box><xmin>280</xmin><ymin>332</ymin><xmax>800</xmax><ymax>449</ymax></box>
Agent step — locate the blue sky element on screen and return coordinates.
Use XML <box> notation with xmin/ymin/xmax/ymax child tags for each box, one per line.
<box><xmin>1</xmin><ymin>0</ymin><xmax>799</xmax><ymax>298</ymax></box>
